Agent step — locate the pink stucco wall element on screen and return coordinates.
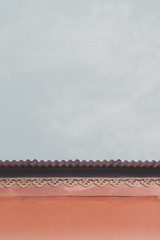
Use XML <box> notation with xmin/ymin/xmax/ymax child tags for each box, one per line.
<box><xmin>0</xmin><ymin>196</ymin><xmax>160</xmax><ymax>240</ymax></box>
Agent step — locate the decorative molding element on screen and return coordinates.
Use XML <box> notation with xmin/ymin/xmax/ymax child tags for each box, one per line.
<box><xmin>0</xmin><ymin>178</ymin><xmax>160</xmax><ymax>188</ymax></box>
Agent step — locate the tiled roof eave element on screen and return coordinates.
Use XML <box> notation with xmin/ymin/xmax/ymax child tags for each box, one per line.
<box><xmin>0</xmin><ymin>159</ymin><xmax>160</xmax><ymax>168</ymax></box>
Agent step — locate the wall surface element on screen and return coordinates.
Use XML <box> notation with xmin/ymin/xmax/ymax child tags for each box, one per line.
<box><xmin>0</xmin><ymin>196</ymin><xmax>160</xmax><ymax>240</ymax></box>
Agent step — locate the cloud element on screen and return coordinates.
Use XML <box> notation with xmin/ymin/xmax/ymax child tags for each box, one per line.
<box><xmin>0</xmin><ymin>0</ymin><xmax>160</xmax><ymax>160</ymax></box>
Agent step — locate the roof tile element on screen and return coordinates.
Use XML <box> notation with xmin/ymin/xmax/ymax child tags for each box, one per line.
<box><xmin>0</xmin><ymin>159</ymin><xmax>160</xmax><ymax>168</ymax></box>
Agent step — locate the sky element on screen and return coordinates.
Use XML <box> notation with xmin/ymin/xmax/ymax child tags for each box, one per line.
<box><xmin>0</xmin><ymin>0</ymin><xmax>160</xmax><ymax>161</ymax></box>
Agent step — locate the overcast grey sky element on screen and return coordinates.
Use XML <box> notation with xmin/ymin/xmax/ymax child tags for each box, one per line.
<box><xmin>0</xmin><ymin>0</ymin><xmax>160</xmax><ymax>161</ymax></box>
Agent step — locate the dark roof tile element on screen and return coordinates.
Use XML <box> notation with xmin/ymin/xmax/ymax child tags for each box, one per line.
<box><xmin>0</xmin><ymin>159</ymin><xmax>160</xmax><ymax>168</ymax></box>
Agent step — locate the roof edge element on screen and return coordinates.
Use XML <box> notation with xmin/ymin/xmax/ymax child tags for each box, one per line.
<box><xmin>0</xmin><ymin>159</ymin><xmax>160</xmax><ymax>168</ymax></box>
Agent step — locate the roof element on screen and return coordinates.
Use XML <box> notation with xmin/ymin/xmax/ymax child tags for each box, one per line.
<box><xmin>0</xmin><ymin>159</ymin><xmax>160</xmax><ymax>168</ymax></box>
<box><xmin>0</xmin><ymin>159</ymin><xmax>160</xmax><ymax>178</ymax></box>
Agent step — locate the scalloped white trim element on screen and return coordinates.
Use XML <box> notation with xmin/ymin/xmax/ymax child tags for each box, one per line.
<box><xmin>0</xmin><ymin>178</ymin><xmax>160</xmax><ymax>188</ymax></box>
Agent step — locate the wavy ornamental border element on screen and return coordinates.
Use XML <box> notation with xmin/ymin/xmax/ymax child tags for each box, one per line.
<box><xmin>0</xmin><ymin>178</ymin><xmax>160</xmax><ymax>188</ymax></box>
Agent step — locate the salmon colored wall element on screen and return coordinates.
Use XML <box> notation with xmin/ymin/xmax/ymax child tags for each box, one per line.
<box><xmin>0</xmin><ymin>196</ymin><xmax>160</xmax><ymax>240</ymax></box>
<box><xmin>1</xmin><ymin>182</ymin><xmax>160</xmax><ymax>197</ymax></box>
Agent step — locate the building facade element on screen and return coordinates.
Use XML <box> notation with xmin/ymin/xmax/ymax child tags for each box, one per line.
<box><xmin>0</xmin><ymin>159</ymin><xmax>160</xmax><ymax>240</ymax></box>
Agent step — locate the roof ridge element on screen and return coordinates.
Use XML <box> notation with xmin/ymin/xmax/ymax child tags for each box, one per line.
<box><xmin>0</xmin><ymin>159</ymin><xmax>160</xmax><ymax>168</ymax></box>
